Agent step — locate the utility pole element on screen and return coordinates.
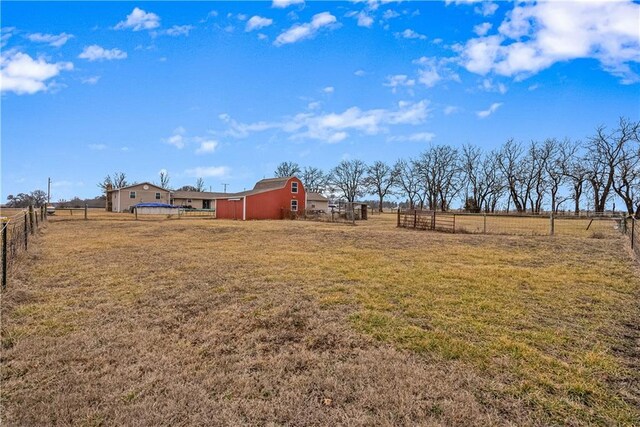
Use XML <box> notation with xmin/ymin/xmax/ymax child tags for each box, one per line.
<box><xmin>47</xmin><ymin>177</ymin><xmax>51</xmax><ymax>205</ymax></box>
<box><xmin>222</xmin><ymin>183</ymin><xmax>228</xmax><ymax>193</ymax></box>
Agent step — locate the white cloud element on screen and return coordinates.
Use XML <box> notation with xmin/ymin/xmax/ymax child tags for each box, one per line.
<box><xmin>88</xmin><ymin>144</ymin><xmax>107</xmax><ymax>150</ymax></box>
<box><xmin>475</xmin><ymin>2</ymin><xmax>498</xmax><ymax>17</ymax></box>
<box><xmin>382</xmin><ymin>10</ymin><xmax>400</xmax><ymax>20</ymax></box>
<box><xmin>0</xmin><ymin>51</ymin><xmax>73</xmax><ymax>95</ymax></box>
<box><xmin>82</xmin><ymin>76</ymin><xmax>101</xmax><ymax>85</ymax></box>
<box><xmin>78</xmin><ymin>45</ymin><xmax>127</xmax><ymax>61</ymax></box>
<box><xmin>115</xmin><ymin>7</ymin><xmax>160</xmax><ymax>31</ymax></box>
<box><xmin>413</xmin><ymin>56</ymin><xmax>460</xmax><ymax>88</ymax></box>
<box><xmin>460</xmin><ymin>1</ymin><xmax>640</xmax><ymax>83</ymax></box>
<box><xmin>348</xmin><ymin>11</ymin><xmax>373</xmax><ymax>28</ymax></box>
<box><xmin>184</xmin><ymin>166</ymin><xmax>230</xmax><ymax>178</ymax></box>
<box><xmin>476</xmin><ymin>102</ymin><xmax>502</xmax><ymax>118</ymax></box>
<box><xmin>384</xmin><ymin>74</ymin><xmax>415</xmax><ymax>93</ymax></box>
<box><xmin>274</xmin><ymin>12</ymin><xmax>337</xmax><ymax>46</ymax></box>
<box><xmin>219</xmin><ymin>100</ymin><xmax>431</xmax><ymax>144</ymax></box>
<box><xmin>479</xmin><ymin>78</ymin><xmax>507</xmax><ymax>94</ymax></box>
<box><xmin>387</xmin><ymin>132</ymin><xmax>435</xmax><ymax>143</ymax></box>
<box><xmin>473</xmin><ymin>22</ymin><xmax>492</xmax><ymax>37</ymax></box>
<box><xmin>258</xmin><ymin>33</ymin><xmax>268</xmax><ymax>40</ymax></box>
<box><xmin>165</xmin><ymin>25</ymin><xmax>193</xmax><ymax>36</ymax></box>
<box><xmin>246</xmin><ymin>16</ymin><xmax>274</xmax><ymax>32</ymax></box>
<box><xmin>195</xmin><ymin>140</ymin><xmax>219</xmax><ymax>154</ymax></box>
<box><xmin>165</xmin><ymin>126</ymin><xmax>186</xmax><ymax>149</ymax></box>
<box><xmin>27</xmin><ymin>32</ymin><xmax>74</xmax><ymax>47</ymax></box>
<box><xmin>1</xmin><ymin>27</ymin><xmax>15</xmax><ymax>48</ymax></box>
<box><xmin>396</xmin><ymin>29</ymin><xmax>426</xmax><ymax>40</ymax></box>
<box><xmin>272</xmin><ymin>0</ymin><xmax>304</xmax><ymax>8</ymax></box>
<box><xmin>443</xmin><ymin>105</ymin><xmax>459</xmax><ymax>115</ymax></box>
<box><xmin>322</xmin><ymin>86</ymin><xmax>334</xmax><ymax>93</ymax></box>
<box><xmin>354</xmin><ymin>69</ymin><xmax>366</xmax><ymax>77</ymax></box>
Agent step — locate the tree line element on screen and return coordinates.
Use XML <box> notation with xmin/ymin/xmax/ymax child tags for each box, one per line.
<box><xmin>276</xmin><ymin>118</ymin><xmax>640</xmax><ymax>216</ymax></box>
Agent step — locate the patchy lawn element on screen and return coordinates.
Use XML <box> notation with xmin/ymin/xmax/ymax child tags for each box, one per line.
<box><xmin>1</xmin><ymin>213</ymin><xmax>638</xmax><ymax>425</ymax></box>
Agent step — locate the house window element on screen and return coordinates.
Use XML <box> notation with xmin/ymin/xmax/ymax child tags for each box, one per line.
<box><xmin>291</xmin><ymin>200</ymin><xmax>298</xmax><ymax>211</ymax></box>
<box><xmin>155</xmin><ymin>192</ymin><xmax>161</xmax><ymax>200</ymax></box>
<box><xmin>291</xmin><ymin>182</ymin><xmax>298</xmax><ymax>193</ymax></box>
<box><xmin>187</xmin><ymin>199</ymin><xmax>192</xmax><ymax>203</ymax></box>
<box><xmin>129</xmin><ymin>191</ymin><xmax>136</xmax><ymax>199</ymax></box>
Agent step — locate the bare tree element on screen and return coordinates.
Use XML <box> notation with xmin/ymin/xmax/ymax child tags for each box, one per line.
<box><xmin>98</xmin><ymin>172</ymin><xmax>128</xmax><ymax>192</ymax></box>
<box><xmin>195</xmin><ymin>178</ymin><xmax>206</xmax><ymax>192</ymax></box>
<box><xmin>364</xmin><ymin>161</ymin><xmax>396</xmax><ymax>212</ymax></box>
<box><xmin>393</xmin><ymin>159</ymin><xmax>421</xmax><ymax>209</ymax></box>
<box><xmin>416</xmin><ymin>145</ymin><xmax>461</xmax><ymax>211</ymax></box>
<box><xmin>461</xmin><ymin>145</ymin><xmax>505</xmax><ymax>213</ymax></box>
<box><xmin>301</xmin><ymin>166</ymin><xmax>326</xmax><ymax>193</ymax></box>
<box><xmin>274</xmin><ymin>161</ymin><xmax>301</xmax><ymax>178</ymax></box>
<box><xmin>497</xmin><ymin>139</ymin><xmax>531</xmax><ymax>213</ymax></box>
<box><xmin>528</xmin><ymin>141</ymin><xmax>549</xmax><ymax>214</ymax></box>
<box><xmin>586</xmin><ymin>117</ymin><xmax>640</xmax><ymax>213</ymax></box>
<box><xmin>159</xmin><ymin>170</ymin><xmax>170</xmax><ymax>189</ymax></box>
<box><xmin>560</xmin><ymin>141</ymin><xmax>588</xmax><ymax>215</ymax></box>
<box><xmin>329</xmin><ymin>159</ymin><xmax>367</xmax><ymax>203</ymax></box>
<box><xmin>542</xmin><ymin>138</ymin><xmax>568</xmax><ymax>214</ymax></box>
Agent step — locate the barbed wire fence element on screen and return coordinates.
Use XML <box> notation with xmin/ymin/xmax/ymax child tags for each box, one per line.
<box><xmin>1</xmin><ymin>206</ymin><xmax>48</xmax><ymax>290</ymax></box>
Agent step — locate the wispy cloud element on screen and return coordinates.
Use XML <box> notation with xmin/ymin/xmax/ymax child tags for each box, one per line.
<box><xmin>272</xmin><ymin>0</ymin><xmax>304</xmax><ymax>8</ymax></box>
<box><xmin>184</xmin><ymin>166</ymin><xmax>230</xmax><ymax>178</ymax></box>
<box><xmin>81</xmin><ymin>76</ymin><xmax>101</xmax><ymax>85</ymax></box>
<box><xmin>27</xmin><ymin>32</ymin><xmax>74</xmax><ymax>47</ymax></box>
<box><xmin>274</xmin><ymin>12</ymin><xmax>337</xmax><ymax>46</ymax></box>
<box><xmin>395</xmin><ymin>29</ymin><xmax>426</xmax><ymax>40</ymax></box>
<box><xmin>115</xmin><ymin>7</ymin><xmax>160</xmax><ymax>31</ymax></box>
<box><xmin>246</xmin><ymin>16</ymin><xmax>273</xmax><ymax>32</ymax></box>
<box><xmin>476</xmin><ymin>102</ymin><xmax>502</xmax><ymax>118</ymax></box>
<box><xmin>78</xmin><ymin>45</ymin><xmax>127</xmax><ymax>61</ymax></box>
<box><xmin>195</xmin><ymin>139</ymin><xmax>219</xmax><ymax>154</ymax></box>
<box><xmin>387</xmin><ymin>132</ymin><xmax>436</xmax><ymax>143</ymax></box>
<box><xmin>88</xmin><ymin>143</ymin><xmax>107</xmax><ymax>150</ymax></box>
<box><xmin>165</xmin><ymin>25</ymin><xmax>194</xmax><ymax>37</ymax></box>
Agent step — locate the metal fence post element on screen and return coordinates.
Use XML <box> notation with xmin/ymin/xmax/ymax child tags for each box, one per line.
<box><xmin>29</xmin><ymin>205</ymin><xmax>34</xmax><ymax>235</ymax></box>
<box><xmin>24</xmin><ymin>212</ymin><xmax>28</xmax><ymax>251</ymax></box>
<box><xmin>2</xmin><ymin>219</ymin><xmax>7</xmax><ymax>290</ymax></box>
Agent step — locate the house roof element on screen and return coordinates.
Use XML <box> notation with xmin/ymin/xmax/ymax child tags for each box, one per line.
<box><xmin>107</xmin><ymin>182</ymin><xmax>167</xmax><ymax>192</ymax></box>
<box><xmin>252</xmin><ymin>176</ymin><xmax>293</xmax><ymax>191</ymax></box>
<box><xmin>307</xmin><ymin>192</ymin><xmax>328</xmax><ymax>201</ymax></box>
<box><xmin>172</xmin><ymin>190</ymin><xmax>228</xmax><ymax>199</ymax></box>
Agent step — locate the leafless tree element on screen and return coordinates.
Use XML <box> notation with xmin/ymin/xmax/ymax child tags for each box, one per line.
<box><xmin>586</xmin><ymin>117</ymin><xmax>640</xmax><ymax>213</ymax></box>
<box><xmin>559</xmin><ymin>141</ymin><xmax>588</xmax><ymax>215</ymax></box>
<box><xmin>274</xmin><ymin>161</ymin><xmax>301</xmax><ymax>178</ymax></box>
<box><xmin>159</xmin><ymin>170</ymin><xmax>170</xmax><ymax>189</ymax></box>
<box><xmin>301</xmin><ymin>166</ymin><xmax>326</xmax><ymax>193</ymax></box>
<box><xmin>195</xmin><ymin>178</ymin><xmax>206</xmax><ymax>192</ymax></box>
<box><xmin>329</xmin><ymin>159</ymin><xmax>367</xmax><ymax>203</ymax></box>
<box><xmin>364</xmin><ymin>161</ymin><xmax>397</xmax><ymax>212</ymax></box>
<box><xmin>461</xmin><ymin>145</ymin><xmax>505</xmax><ymax>213</ymax></box>
<box><xmin>416</xmin><ymin>145</ymin><xmax>461</xmax><ymax>211</ymax></box>
<box><xmin>393</xmin><ymin>159</ymin><xmax>421</xmax><ymax>209</ymax></box>
<box><xmin>98</xmin><ymin>172</ymin><xmax>128</xmax><ymax>192</ymax></box>
<box><xmin>497</xmin><ymin>139</ymin><xmax>532</xmax><ymax>213</ymax></box>
<box><xmin>527</xmin><ymin>141</ymin><xmax>549</xmax><ymax>214</ymax></box>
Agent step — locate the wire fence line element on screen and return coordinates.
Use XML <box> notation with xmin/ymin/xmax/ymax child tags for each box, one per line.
<box><xmin>1</xmin><ymin>206</ymin><xmax>48</xmax><ymax>290</ymax></box>
<box><xmin>397</xmin><ymin>209</ymin><xmax>625</xmax><ymax>238</ymax></box>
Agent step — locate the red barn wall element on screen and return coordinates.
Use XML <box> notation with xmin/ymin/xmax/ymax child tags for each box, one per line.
<box><xmin>216</xmin><ymin>199</ymin><xmax>243</xmax><ymax>220</ymax></box>
<box><xmin>246</xmin><ymin>177</ymin><xmax>305</xmax><ymax>220</ymax></box>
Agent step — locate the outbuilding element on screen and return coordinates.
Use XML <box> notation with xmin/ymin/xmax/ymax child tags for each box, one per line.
<box><xmin>216</xmin><ymin>176</ymin><xmax>305</xmax><ymax>220</ymax></box>
<box><xmin>306</xmin><ymin>192</ymin><xmax>329</xmax><ymax>213</ymax></box>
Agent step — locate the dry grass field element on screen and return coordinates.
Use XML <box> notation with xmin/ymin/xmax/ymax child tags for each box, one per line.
<box><xmin>1</xmin><ymin>212</ymin><xmax>639</xmax><ymax>426</ymax></box>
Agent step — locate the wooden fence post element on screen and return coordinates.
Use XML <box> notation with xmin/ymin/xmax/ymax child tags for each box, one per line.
<box><xmin>24</xmin><ymin>212</ymin><xmax>28</xmax><ymax>251</ymax></box>
<box><xmin>632</xmin><ymin>219</ymin><xmax>635</xmax><ymax>250</ymax></box>
<box><xmin>431</xmin><ymin>211</ymin><xmax>436</xmax><ymax>230</ymax></box>
<box><xmin>135</xmin><ymin>207</ymin><xmax>138</xmax><ymax>220</ymax></box>
<box><xmin>35</xmin><ymin>209</ymin><xmax>38</xmax><ymax>228</ymax></box>
<box><xmin>397</xmin><ymin>208</ymin><xmax>400</xmax><ymax>227</ymax></box>
<box><xmin>452</xmin><ymin>214</ymin><xmax>456</xmax><ymax>234</ymax></box>
<box><xmin>84</xmin><ymin>204</ymin><xmax>88</xmax><ymax>220</ymax></box>
<box><xmin>2</xmin><ymin>219</ymin><xmax>7</xmax><ymax>290</ymax></box>
<box><xmin>483</xmin><ymin>213</ymin><xmax>487</xmax><ymax>234</ymax></box>
<box><xmin>413</xmin><ymin>210</ymin><xmax>417</xmax><ymax>229</ymax></box>
<box><xmin>29</xmin><ymin>205</ymin><xmax>34</xmax><ymax>235</ymax></box>
<box><xmin>549</xmin><ymin>212</ymin><xmax>555</xmax><ymax>236</ymax></box>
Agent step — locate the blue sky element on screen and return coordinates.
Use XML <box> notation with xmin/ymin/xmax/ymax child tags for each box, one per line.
<box><xmin>2</xmin><ymin>0</ymin><xmax>639</xmax><ymax>201</ymax></box>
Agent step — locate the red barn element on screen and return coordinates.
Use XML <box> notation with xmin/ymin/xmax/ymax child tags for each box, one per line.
<box><xmin>215</xmin><ymin>176</ymin><xmax>306</xmax><ymax>220</ymax></box>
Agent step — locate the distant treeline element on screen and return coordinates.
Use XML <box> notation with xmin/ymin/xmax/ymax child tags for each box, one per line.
<box><xmin>274</xmin><ymin>117</ymin><xmax>640</xmax><ymax>216</ymax></box>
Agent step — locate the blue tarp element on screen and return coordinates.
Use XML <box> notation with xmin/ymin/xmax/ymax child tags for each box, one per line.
<box><xmin>133</xmin><ymin>203</ymin><xmax>178</xmax><ymax>208</ymax></box>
